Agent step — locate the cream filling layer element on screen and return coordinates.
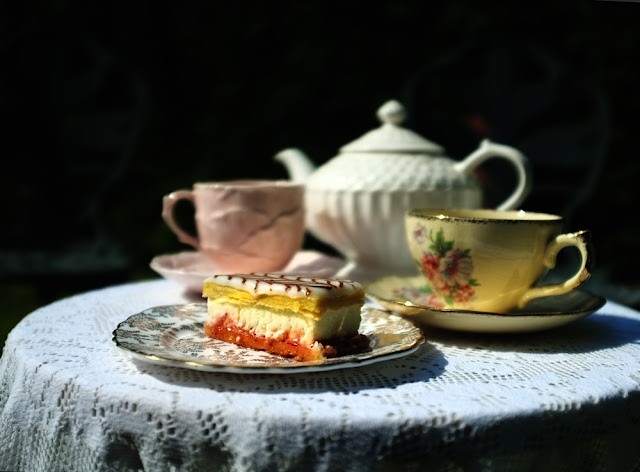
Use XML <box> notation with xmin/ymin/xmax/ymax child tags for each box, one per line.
<box><xmin>207</xmin><ymin>300</ymin><xmax>362</xmax><ymax>346</ymax></box>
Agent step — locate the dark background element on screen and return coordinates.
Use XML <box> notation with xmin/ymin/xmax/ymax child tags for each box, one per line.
<box><xmin>2</xmin><ymin>0</ymin><xmax>640</xmax><ymax>348</ymax></box>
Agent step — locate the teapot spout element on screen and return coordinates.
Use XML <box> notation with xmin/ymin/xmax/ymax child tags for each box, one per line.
<box><xmin>274</xmin><ymin>148</ymin><xmax>316</xmax><ymax>183</ymax></box>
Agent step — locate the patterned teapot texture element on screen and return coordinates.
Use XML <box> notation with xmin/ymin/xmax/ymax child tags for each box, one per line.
<box><xmin>275</xmin><ymin>100</ymin><xmax>532</xmax><ymax>279</ymax></box>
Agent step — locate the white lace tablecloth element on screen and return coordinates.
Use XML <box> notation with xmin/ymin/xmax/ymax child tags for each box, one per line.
<box><xmin>2</xmin><ymin>279</ymin><xmax>640</xmax><ymax>472</ymax></box>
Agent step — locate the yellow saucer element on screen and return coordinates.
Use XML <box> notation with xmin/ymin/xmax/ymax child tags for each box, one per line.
<box><xmin>364</xmin><ymin>275</ymin><xmax>606</xmax><ymax>334</ymax></box>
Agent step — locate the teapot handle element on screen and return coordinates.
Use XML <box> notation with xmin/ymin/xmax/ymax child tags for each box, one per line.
<box><xmin>454</xmin><ymin>139</ymin><xmax>532</xmax><ymax>210</ymax></box>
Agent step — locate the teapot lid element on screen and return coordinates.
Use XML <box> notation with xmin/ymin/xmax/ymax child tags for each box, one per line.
<box><xmin>340</xmin><ymin>100</ymin><xmax>444</xmax><ymax>154</ymax></box>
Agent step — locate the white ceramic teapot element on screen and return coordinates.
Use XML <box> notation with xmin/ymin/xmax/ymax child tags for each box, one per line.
<box><xmin>275</xmin><ymin>100</ymin><xmax>532</xmax><ymax>280</ymax></box>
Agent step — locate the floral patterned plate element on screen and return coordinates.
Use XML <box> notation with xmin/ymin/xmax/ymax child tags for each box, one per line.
<box><xmin>112</xmin><ymin>304</ymin><xmax>424</xmax><ymax>373</ymax></box>
<box><xmin>364</xmin><ymin>275</ymin><xmax>606</xmax><ymax>334</ymax></box>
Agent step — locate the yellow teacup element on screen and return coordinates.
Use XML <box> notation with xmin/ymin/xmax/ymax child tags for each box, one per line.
<box><xmin>405</xmin><ymin>208</ymin><xmax>594</xmax><ymax>313</ymax></box>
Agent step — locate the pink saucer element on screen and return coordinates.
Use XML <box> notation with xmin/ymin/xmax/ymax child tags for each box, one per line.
<box><xmin>150</xmin><ymin>250</ymin><xmax>347</xmax><ymax>293</ymax></box>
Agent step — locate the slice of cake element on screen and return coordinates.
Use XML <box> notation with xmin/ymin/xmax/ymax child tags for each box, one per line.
<box><xmin>202</xmin><ymin>273</ymin><xmax>368</xmax><ymax>361</ymax></box>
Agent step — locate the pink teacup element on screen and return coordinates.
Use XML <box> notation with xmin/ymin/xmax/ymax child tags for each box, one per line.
<box><xmin>162</xmin><ymin>180</ymin><xmax>305</xmax><ymax>273</ymax></box>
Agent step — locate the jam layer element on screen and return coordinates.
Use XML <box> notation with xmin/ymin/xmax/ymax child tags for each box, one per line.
<box><xmin>204</xmin><ymin>314</ymin><xmax>369</xmax><ymax>362</ymax></box>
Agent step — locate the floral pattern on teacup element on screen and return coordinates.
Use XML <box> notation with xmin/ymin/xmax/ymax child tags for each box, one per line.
<box><xmin>412</xmin><ymin>226</ymin><xmax>479</xmax><ymax>307</ymax></box>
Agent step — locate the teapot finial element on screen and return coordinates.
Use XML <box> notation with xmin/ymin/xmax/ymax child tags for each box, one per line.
<box><xmin>377</xmin><ymin>100</ymin><xmax>407</xmax><ymax>126</ymax></box>
<box><xmin>340</xmin><ymin>99</ymin><xmax>443</xmax><ymax>154</ymax></box>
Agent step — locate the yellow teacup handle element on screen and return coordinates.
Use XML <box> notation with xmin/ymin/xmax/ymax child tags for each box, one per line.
<box><xmin>518</xmin><ymin>230</ymin><xmax>594</xmax><ymax>308</ymax></box>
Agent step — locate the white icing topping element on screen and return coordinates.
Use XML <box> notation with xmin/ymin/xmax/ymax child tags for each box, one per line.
<box><xmin>205</xmin><ymin>273</ymin><xmax>363</xmax><ymax>298</ymax></box>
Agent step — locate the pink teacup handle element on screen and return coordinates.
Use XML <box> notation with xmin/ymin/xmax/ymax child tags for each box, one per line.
<box><xmin>517</xmin><ymin>230</ymin><xmax>594</xmax><ymax>308</ymax></box>
<box><xmin>162</xmin><ymin>190</ymin><xmax>200</xmax><ymax>250</ymax></box>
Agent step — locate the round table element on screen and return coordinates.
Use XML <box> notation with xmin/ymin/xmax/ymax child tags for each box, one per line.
<box><xmin>1</xmin><ymin>279</ymin><xmax>640</xmax><ymax>472</ymax></box>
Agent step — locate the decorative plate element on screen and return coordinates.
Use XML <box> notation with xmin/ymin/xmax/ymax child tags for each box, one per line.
<box><xmin>112</xmin><ymin>304</ymin><xmax>424</xmax><ymax>373</ymax></box>
<box><xmin>150</xmin><ymin>250</ymin><xmax>346</xmax><ymax>293</ymax></box>
<box><xmin>364</xmin><ymin>275</ymin><xmax>606</xmax><ymax>333</ymax></box>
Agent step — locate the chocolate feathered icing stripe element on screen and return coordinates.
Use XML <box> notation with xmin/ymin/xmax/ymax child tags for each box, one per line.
<box><xmin>209</xmin><ymin>273</ymin><xmax>362</xmax><ymax>297</ymax></box>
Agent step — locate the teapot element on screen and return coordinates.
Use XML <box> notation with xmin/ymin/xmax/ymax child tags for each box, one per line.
<box><xmin>275</xmin><ymin>100</ymin><xmax>531</xmax><ymax>280</ymax></box>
